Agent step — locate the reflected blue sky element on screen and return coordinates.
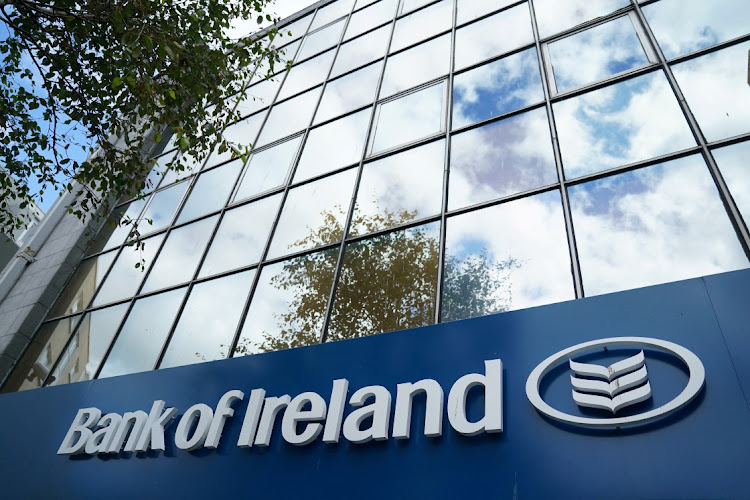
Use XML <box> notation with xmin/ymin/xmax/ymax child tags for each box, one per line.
<box><xmin>453</xmin><ymin>48</ymin><xmax>543</xmax><ymax>129</ymax></box>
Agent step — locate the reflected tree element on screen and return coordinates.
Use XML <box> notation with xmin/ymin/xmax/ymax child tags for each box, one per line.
<box><xmin>245</xmin><ymin>205</ymin><xmax>521</xmax><ymax>354</ymax></box>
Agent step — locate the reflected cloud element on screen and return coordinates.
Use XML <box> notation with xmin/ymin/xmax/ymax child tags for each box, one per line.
<box><xmin>295</xmin><ymin>108</ymin><xmax>372</xmax><ymax>181</ymax></box>
<box><xmin>672</xmin><ymin>41</ymin><xmax>750</xmax><ymax>142</ymax></box>
<box><xmin>449</xmin><ymin>107</ymin><xmax>557</xmax><ymax>210</ymax></box>
<box><xmin>334</xmin><ymin>24</ymin><xmax>391</xmax><ymax>77</ymax></box>
<box><xmin>454</xmin><ymin>3</ymin><xmax>533</xmax><ymax>70</ymax></box>
<box><xmin>199</xmin><ymin>194</ymin><xmax>283</xmax><ymax>278</ymax></box>
<box><xmin>345</xmin><ymin>0</ymin><xmax>397</xmax><ymax>40</ymax></box>
<box><xmin>712</xmin><ymin>140</ymin><xmax>750</xmax><ymax>230</ymax></box>
<box><xmin>315</xmin><ymin>62</ymin><xmax>382</xmax><ymax>124</ymax></box>
<box><xmin>548</xmin><ymin>15</ymin><xmax>649</xmax><ymax>93</ymax></box>
<box><xmin>534</xmin><ymin>0</ymin><xmax>630</xmax><ymax>39</ymax></box>
<box><xmin>570</xmin><ymin>155</ymin><xmax>748</xmax><ymax>296</ymax></box>
<box><xmin>554</xmin><ymin>71</ymin><xmax>695</xmax><ymax>179</ymax></box>
<box><xmin>371</xmin><ymin>81</ymin><xmax>445</xmax><ymax>154</ymax></box>
<box><xmin>160</xmin><ymin>270</ymin><xmax>256</xmax><ymax>368</ymax></box>
<box><xmin>176</xmin><ymin>160</ymin><xmax>243</xmax><ymax>223</ymax></box>
<box><xmin>390</xmin><ymin>0</ymin><xmax>452</xmax><ymax>53</ymax></box>
<box><xmin>234</xmin><ymin>136</ymin><xmax>301</xmax><ymax>202</ymax></box>
<box><xmin>141</xmin><ymin>216</ymin><xmax>218</xmax><ymax>293</ymax></box>
<box><xmin>352</xmin><ymin>139</ymin><xmax>444</xmax><ymax>235</ymax></box>
<box><xmin>380</xmin><ymin>34</ymin><xmax>450</xmax><ymax>98</ymax></box>
<box><xmin>643</xmin><ymin>0</ymin><xmax>750</xmax><ymax>59</ymax></box>
<box><xmin>98</xmin><ymin>287</ymin><xmax>187</xmax><ymax>379</ymax></box>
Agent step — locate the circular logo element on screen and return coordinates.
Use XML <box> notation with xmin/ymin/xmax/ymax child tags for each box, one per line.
<box><xmin>525</xmin><ymin>337</ymin><xmax>705</xmax><ymax>429</ymax></box>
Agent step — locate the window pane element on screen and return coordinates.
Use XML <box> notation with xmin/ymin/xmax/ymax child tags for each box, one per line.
<box><xmin>256</xmin><ymin>86</ymin><xmax>322</xmax><ymax>147</ymax></box>
<box><xmin>223</xmin><ymin>110</ymin><xmax>268</xmax><ymax>150</ymax></box>
<box><xmin>136</xmin><ymin>181</ymin><xmax>190</xmax><ymax>235</ymax></box>
<box><xmin>277</xmin><ymin>49</ymin><xmax>336</xmax><ymax>101</ymax></box>
<box><xmin>268</xmin><ymin>168</ymin><xmax>358</xmax><ymax>259</ymax></box>
<box><xmin>160</xmin><ymin>270</ymin><xmax>255</xmax><ymax>368</ymax></box>
<box><xmin>141</xmin><ymin>216</ymin><xmax>218</xmax><ymax>293</ymax></box>
<box><xmin>352</xmin><ymin>139</ymin><xmax>444</xmax><ymax>236</ymax></box>
<box><xmin>390</xmin><ymin>0</ymin><xmax>453</xmax><ymax>53</ymax></box>
<box><xmin>371</xmin><ymin>81</ymin><xmax>445</xmax><ymax>154</ymax></box>
<box><xmin>554</xmin><ymin>71</ymin><xmax>695</xmax><ymax>179</ymax></box>
<box><xmin>8</xmin><ymin>315</ymin><xmax>81</xmax><ymax>391</ymax></box>
<box><xmin>297</xmin><ymin>18</ymin><xmax>346</xmax><ymax>61</ymax></box>
<box><xmin>295</xmin><ymin>108</ymin><xmax>371</xmax><ymax>181</ymax></box>
<box><xmin>315</xmin><ymin>62</ymin><xmax>382</xmax><ymax>124</ymax></box>
<box><xmin>48</xmin><ymin>252</ymin><xmax>116</xmax><ymax>318</ymax></box>
<box><xmin>643</xmin><ymin>0</ymin><xmax>750</xmax><ymax>60</ymax></box>
<box><xmin>176</xmin><ymin>160</ymin><xmax>243</xmax><ymax>223</ymax></box>
<box><xmin>235</xmin><ymin>248</ymin><xmax>339</xmax><ymax>355</ymax></box>
<box><xmin>345</xmin><ymin>0</ymin><xmax>398</xmax><ymax>40</ymax></box>
<box><xmin>97</xmin><ymin>200</ymin><xmax>146</xmax><ymax>253</ymax></box>
<box><xmin>713</xmin><ymin>141</ymin><xmax>750</xmax><ymax>228</ymax></box>
<box><xmin>92</xmin><ymin>234</ymin><xmax>165</xmax><ymax>306</ymax></box>
<box><xmin>534</xmin><ymin>0</ymin><xmax>630</xmax><ymax>39</ymax></box>
<box><xmin>48</xmin><ymin>303</ymin><xmax>129</xmax><ymax>386</ymax></box>
<box><xmin>235</xmin><ymin>78</ymin><xmax>283</xmax><ymax>118</ymax></box>
<box><xmin>449</xmin><ymin>107</ymin><xmax>557</xmax><ymax>210</ymax></box>
<box><xmin>98</xmin><ymin>287</ymin><xmax>187</xmax><ymax>378</ymax></box>
<box><xmin>142</xmin><ymin>149</ymin><xmax>177</xmax><ymax>195</ymax></box>
<box><xmin>548</xmin><ymin>16</ymin><xmax>650</xmax><ymax>93</ymax></box>
<box><xmin>453</xmin><ymin>47</ymin><xmax>544</xmax><ymax>128</ymax></box>
<box><xmin>380</xmin><ymin>33</ymin><xmax>451</xmax><ymax>98</ymax></box>
<box><xmin>159</xmin><ymin>153</ymin><xmax>204</xmax><ymax>187</ymax></box>
<box><xmin>277</xmin><ymin>13</ymin><xmax>313</xmax><ymax>44</ymax></box>
<box><xmin>327</xmin><ymin>222</ymin><xmax>440</xmax><ymax>341</ymax></box>
<box><xmin>672</xmin><ymin>41</ymin><xmax>750</xmax><ymax>143</ymax></box>
<box><xmin>199</xmin><ymin>194</ymin><xmax>283</xmax><ymax>278</ymax></box>
<box><xmin>333</xmin><ymin>24</ymin><xmax>391</xmax><ymax>77</ymax></box>
<box><xmin>234</xmin><ymin>136</ymin><xmax>301</xmax><ymax>202</ymax></box>
<box><xmin>442</xmin><ymin>190</ymin><xmax>573</xmax><ymax>321</ymax></box>
<box><xmin>310</xmin><ymin>0</ymin><xmax>354</xmax><ymax>31</ymax></box>
<box><xmin>570</xmin><ymin>155</ymin><xmax>748</xmax><ymax>297</ymax></box>
<box><xmin>455</xmin><ymin>4</ymin><xmax>534</xmax><ymax>70</ymax></box>
<box><xmin>457</xmin><ymin>0</ymin><xmax>519</xmax><ymax>25</ymax></box>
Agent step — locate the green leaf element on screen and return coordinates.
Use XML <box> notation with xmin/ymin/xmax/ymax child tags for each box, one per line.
<box><xmin>112</xmin><ymin>77</ymin><xmax>123</xmax><ymax>89</ymax></box>
<box><xmin>168</xmin><ymin>89</ymin><xmax>176</xmax><ymax>99</ymax></box>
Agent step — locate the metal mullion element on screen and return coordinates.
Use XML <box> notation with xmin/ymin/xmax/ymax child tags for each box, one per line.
<box><xmin>310</xmin><ymin>97</ymin><xmax>374</xmax><ymax>128</ymax></box>
<box><xmin>319</xmin><ymin>0</ymin><xmax>401</xmax><ymax>344</ymax></box>
<box><xmin>397</xmin><ymin>0</ymin><xmax>442</xmax><ymax>18</ymax></box>
<box><xmin>563</xmin><ymin>145</ymin><xmax>704</xmax><ymax>188</ymax></box>
<box><xmin>365</xmin><ymin>133</ymin><xmax>446</xmax><ymax>166</ymax></box>
<box><xmin>345</xmin><ymin>213</ymin><xmax>443</xmax><ymax>246</ymax></box>
<box><xmin>708</xmin><ymin>132</ymin><xmax>750</xmax><ymax>151</ymax></box>
<box><xmin>449</xmin><ymin>101</ymin><xmax>547</xmax><ymax>137</ymax></box>
<box><xmin>387</xmin><ymin>27</ymin><xmax>452</xmax><ymax>57</ymax></box>
<box><xmin>446</xmin><ymin>183</ymin><xmax>560</xmax><ymax>220</ymax></box>
<box><xmin>548</xmin><ymin>63</ymin><xmax>657</xmax><ymax>104</ymax></box>
<box><xmin>153</xmin><ymin>143</ymin><xmax>255</xmax><ymax>370</ymax></box>
<box><xmin>329</xmin><ymin>54</ymin><xmax>386</xmax><ymax>82</ymax></box>
<box><xmin>529</xmin><ymin>0</ymin><xmax>585</xmax><ymax>299</ymax></box>
<box><xmin>228</xmin><ymin>0</ymin><xmax>359</xmax><ymax>357</ymax></box>
<box><xmin>434</xmin><ymin>0</ymin><xmax>457</xmax><ymax>324</ymax></box>
<box><xmin>630</xmin><ymin>0</ymin><xmax>750</xmax><ymax>259</ymax></box>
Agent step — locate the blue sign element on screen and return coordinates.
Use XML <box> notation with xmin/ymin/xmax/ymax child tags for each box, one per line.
<box><xmin>1</xmin><ymin>269</ymin><xmax>750</xmax><ymax>499</ymax></box>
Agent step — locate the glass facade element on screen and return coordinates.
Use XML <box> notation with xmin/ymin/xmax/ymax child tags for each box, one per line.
<box><xmin>8</xmin><ymin>0</ymin><xmax>750</xmax><ymax>391</ymax></box>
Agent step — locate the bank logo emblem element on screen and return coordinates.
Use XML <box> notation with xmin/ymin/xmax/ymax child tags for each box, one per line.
<box><xmin>526</xmin><ymin>337</ymin><xmax>705</xmax><ymax>429</ymax></box>
<box><xmin>569</xmin><ymin>351</ymin><xmax>651</xmax><ymax>414</ymax></box>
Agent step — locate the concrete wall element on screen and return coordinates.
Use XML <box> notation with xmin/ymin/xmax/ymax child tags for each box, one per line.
<box><xmin>0</xmin><ymin>193</ymin><xmax>103</xmax><ymax>386</ymax></box>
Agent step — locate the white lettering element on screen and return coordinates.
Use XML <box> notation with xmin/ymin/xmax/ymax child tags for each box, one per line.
<box><xmin>393</xmin><ymin>379</ymin><xmax>444</xmax><ymax>439</ymax></box>
<box><xmin>175</xmin><ymin>404</ymin><xmax>214</xmax><ymax>451</ymax></box>
<box><xmin>237</xmin><ymin>389</ymin><xmax>266</xmax><ymax>448</ymax></box>
<box><xmin>205</xmin><ymin>390</ymin><xmax>244</xmax><ymax>449</ymax></box>
<box><xmin>57</xmin><ymin>407</ymin><xmax>101</xmax><ymax>455</ymax></box>
<box><xmin>342</xmin><ymin>386</ymin><xmax>392</xmax><ymax>444</ymax></box>
<box><xmin>447</xmin><ymin>359</ymin><xmax>503</xmax><ymax>435</ymax></box>
<box><xmin>282</xmin><ymin>392</ymin><xmax>327</xmax><ymax>446</ymax></box>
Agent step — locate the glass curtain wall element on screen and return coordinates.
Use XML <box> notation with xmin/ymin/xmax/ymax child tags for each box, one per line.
<box><xmin>7</xmin><ymin>0</ymin><xmax>750</xmax><ymax>391</ymax></box>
